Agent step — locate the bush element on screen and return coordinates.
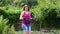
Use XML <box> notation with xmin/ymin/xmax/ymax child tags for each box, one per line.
<box><xmin>0</xmin><ymin>15</ymin><xmax>16</xmax><ymax>34</ymax></box>
<box><xmin>0</xmin><ymin>15</ymin><xmax>9</xmax><ymax>34</ymax></box>
<box><xmin>0</xmin><ymin>5</ymin><xmax>21</xmax><ymax>30</ymax></box>
<box><xmin>8</xmin><ymin>25</ymin><xmax>15</xmax><ymax>34</ymax></box>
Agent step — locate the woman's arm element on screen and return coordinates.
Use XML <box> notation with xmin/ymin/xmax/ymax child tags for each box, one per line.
<box><xmin>30</xmin><ymin>12</ymin><xmax>32</xmax><ymax>19</ymax></box>
<box><xmin>20</xmin><ymin>12</ymin><xmax>24</xmax><ymax>20</ymax></box>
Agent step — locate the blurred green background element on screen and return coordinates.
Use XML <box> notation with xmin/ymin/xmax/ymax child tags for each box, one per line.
<box><xmin>0</xmin><ymin>0</ymin><xmax>60</xmax><ymax>34</ymax></box>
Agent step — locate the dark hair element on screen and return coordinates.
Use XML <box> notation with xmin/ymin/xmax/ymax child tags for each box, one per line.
<box><xmin>23</xmin><ymin>5</ymin><xmax>29</xmax><ymax>11</ymax></box>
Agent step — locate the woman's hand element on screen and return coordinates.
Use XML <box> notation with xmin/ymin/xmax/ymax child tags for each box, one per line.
<box><xmin>30</xmin><ymin>18</ymin><xmax>32</xmax><ymax>19</ymax></box>
<box><xmin>30</xmin><ymin>22</ymin><xmax>34</xmax><ymax>27</ymax></box>
<box><xmin>20</xmin><ymin>17</ymin><xmax>23</xmax><ymax>20</ymax></box>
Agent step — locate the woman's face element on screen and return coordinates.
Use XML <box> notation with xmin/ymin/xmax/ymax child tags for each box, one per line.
<box><xmin>25</xmin><ymin>6</ymin><xmax>28</xmax><ymax>11</ymax></box>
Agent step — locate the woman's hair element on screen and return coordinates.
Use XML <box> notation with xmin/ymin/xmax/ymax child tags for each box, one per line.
<box><xmin>23</xmin><ymin>5</ymin><xmax>29</xmax><ymax>11</ymax></box>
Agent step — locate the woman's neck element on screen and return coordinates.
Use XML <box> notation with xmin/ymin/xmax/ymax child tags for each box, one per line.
<box><xmin>25</xmin><ymin>10</ymin><xmax>28</xmax><ymax>12</ymax></box>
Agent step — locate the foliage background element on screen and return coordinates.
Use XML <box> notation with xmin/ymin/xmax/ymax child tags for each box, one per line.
<box><xmin>0</xmin><ymin>0</ymin><xmax>60</xmax><ymax>30</ymax></box>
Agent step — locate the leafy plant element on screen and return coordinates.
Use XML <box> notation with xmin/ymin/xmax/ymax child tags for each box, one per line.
<box><xmin>0</xmin><ymin>15</ymin><xmax>9</xmax><ymax>34</ymax></box>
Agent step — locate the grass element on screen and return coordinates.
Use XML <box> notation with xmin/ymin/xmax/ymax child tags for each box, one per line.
<box><xmin>15</xmin><ymin>31</ymin><xmax>40</xmax><ymax>34</ymax></box>
<box><xmin>14</xmin><ymin>30</ymin><xmax>60</xmax><ymax>34</ymax></box>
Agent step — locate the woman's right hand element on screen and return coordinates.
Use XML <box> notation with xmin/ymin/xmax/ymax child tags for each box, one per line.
<box><xmin>20</xmin><ymin>17</ymin><xmax>23</xmax><ymax>21</ymax></box>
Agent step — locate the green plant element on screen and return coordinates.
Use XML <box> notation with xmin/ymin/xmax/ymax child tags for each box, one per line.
<box><xmin>0</xmin><ymin>15</ymin><xmax>9</xmax><ymax>34</ymax></box>
<box><xmin>8</xmin><ymin>25</ymin><xmax>15</xmax><ymax>34</ymax></box>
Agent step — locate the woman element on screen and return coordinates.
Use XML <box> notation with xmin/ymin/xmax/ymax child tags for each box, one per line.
<box><xmin>20</xmin><ymin>5</ymin><xmax>31</xmax><ymax>34</ymax></box>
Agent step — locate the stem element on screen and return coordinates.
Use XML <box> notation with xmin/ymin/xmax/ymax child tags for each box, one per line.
<box><xmin>26</xmin><ymin>0</ymin><xmax>28</xmax><ymax>5</ymax></box>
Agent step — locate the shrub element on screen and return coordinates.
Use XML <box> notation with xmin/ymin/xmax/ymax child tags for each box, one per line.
<box><xmin>0</xmin><ymin>15</ymin><xmax>9</xmax><ymax>34</ymax></box>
